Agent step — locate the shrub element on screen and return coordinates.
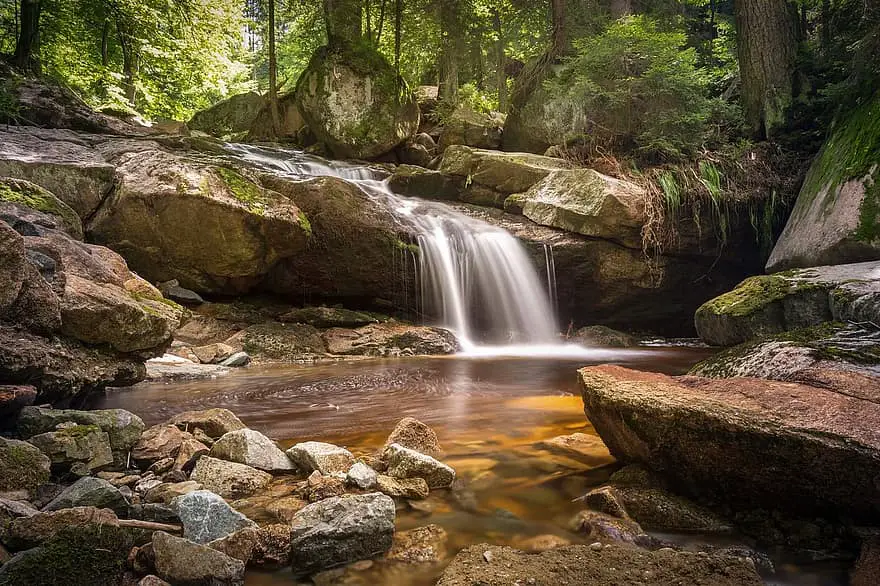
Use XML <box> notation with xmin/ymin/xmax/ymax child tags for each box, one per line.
<box><xmin>544</xmin><ymin>16</ymin><xmax>720</xmax><ymax>162</ymax></box>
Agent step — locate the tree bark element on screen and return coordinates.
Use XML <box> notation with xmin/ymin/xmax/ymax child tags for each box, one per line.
<box><xmin>609</xmin><ymin>0</ymin><xmax>631</xmax><ymax>18</ymax></box>
<box><xmin>734</xmin><ymin>0</ymin><xmax>798</xmax><ymax>138</ymax></box>
<box><xmin>439</xmin><ymin>0</ymin><xmax>462</xmax><ymax>102</ymax></box>
<box><xmin>492</xmin><ymin>8</ymin><xmax>507</xmax><ymax>111</ymax></box>
<box><xmin>550</xmin><ymin>0</ymin><xmax>566</xmax><ymax>56</ymax></box>
<box><xmin>101</xmin><ymin>19</ymin><xmax>110</xmax><ymax>67</ymax></box>
<box><xmin>116</xmin><ymin>18</ymin><xmax>139</xmax><ymax>105</ymax></box>
<box><xmin>324</xmin><ymin>0</ymin><xmax>362</xmax><ymax>47</ymax></box>
<box><xmin>268</xmin><ymin>0</ymin><xmax>282</xmax><ymax>137</ymax></box>
<box><xmin>13</xmin><ymin>0</ymin><xmax>40</xmax><ymax>72</ymax></box>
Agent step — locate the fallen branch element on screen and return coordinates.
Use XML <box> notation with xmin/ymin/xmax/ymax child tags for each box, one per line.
<box><xmin>117</xmin><ymin>519</ymin><xmax>183</xmax><ymax>533</ymax></box>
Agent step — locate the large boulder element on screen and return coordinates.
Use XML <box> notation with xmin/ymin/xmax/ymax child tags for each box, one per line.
<box><xmin>190</xmin><ymin>456</ymin><xmax>271</xmax><ymax>499</ymax></box>
<box><xmin>437</xmin><ymin>543</ymin><xmax>763</xmax><ymax>586</ymax></box>
<box><xmin>439</xmin><ymin>146</ymin><xmax>573</xmax><ymax>208</ymax></box>
<box><xmin>260</xmin><ymin>174</ymin><xmax>414</xmax><ymax>307</ymax></box>
<box><xmin>27</xmin><ymin>424</ymin><xmax>114</xmax><ymax>473</ymax></box>
<box><xmin>767</xmin><ymin>96</ymin><xmax>880</xmax><ymax>272</ymax></box>
<box><xmin>0</xmin><ymin>177</ymin><xmax>83</xmax><ymax>239</ymax></box>
<box><xmin>4</xmin><ymin>506</ymin><xmax>118</xmax><ymax>550</ymax></box>
<box><xmin>188</xmin><ymin>92</ymin><xmax>265</xmax><ymax>138</ymax></box>
<box><xmin>438</xmin><ymin>106</ymin><xmax>504</xmax><ymax>152</ymax></box>
<box><xmin>0</xmin><ymin>437</ymin><xmax>50</xmax><ymax>497</ymax></box>
<box><xmin>694</xmin><ymin>261</ymin><xmax>880</xmax><ymax>346</ymax></box>
<box><xmin>43</xmin><ymin>476</ymin><xmax>129</xmax><ymax>515</ymax></box>
<box><xmin>322</xmin><ymin>323</ymin><xmax>459</xmax><ymax>357</ymax></box>
<box><xmin>294</xmin><ymin>45</ymin><xmax>419</xmax><ymax>159</ymax></box>
<box><xmin>18</xmin><ymin>406</ymin><xmax>144</xmax><ymax>465</ymax></box>
<box><xmin>0</xmin><ymin>128</ymin><xmax>117</xmax><ymax>219</ymax></box>
<box><xmin>505</xmin><ymin>169</ymin><xmax>647</xmax><ymax>249</ymax></box>
<box><xmin>288</xmin><ymin>493</ymin><xmax>396</xmax><ymax>575</ymax></box>
<box><xmin>246</xmin><ymin>92</ymin><xmax>308</xmax><ymax>143</ymax></box>
<box><xmin>579</xmin><ymin>364</ymin><xmax>880</xmax><ymax>520</ymax></box>
<box><xmin>88</xmin><ymin>149</ymin><xmax>311</xmax><ymax>295</ymax></box>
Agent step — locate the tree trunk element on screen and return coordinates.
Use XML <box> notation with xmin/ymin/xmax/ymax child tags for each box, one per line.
<box><xmin>13</xmin><ymin>0</ymin><xmax>40</xmax><ymax>72</ymax></box>
<box><xmin>439</xmin><ymin>0</ymin><xmax>461</xmax><ymax>102</ymax></box>
<box><xmin>116</xmin><ymin>18</ymin><xmax>139</xmax><ymax>105</ymax></box>
<box><xmin>324</xmin><ymin>0</ymin><xmax>362</xmax><ymax>47</ymax></box>
<box><xmin>493</xmin><ymin>8</ymin><xmax>507</xmax><ymax>111</ymax></box>
<box><xmin>550</xmin><ymin>0</ymin><xmax>566</xmax><ymax>56</ymax></box>
<box><xmin>375</xmin><ymin>0</ymin><xmax>387</xmax><ymax>44</ymax></box>
<box><xmin>609</xmin><ymin>0</ymin><xmax>631</xmax><ymax>18</ymax></box>
<box><xmin>268</xmin><ymin>0</ymin><xmax>282</xmax><ymax>137</ymax></box>
<box><xmin>101</xmin><ymin>19</ymin><xmax>110</xmax><ymax>67</ymax></box>
<box><xmin>734</xmin><ymin>0</ymin><xmax>798</xmax><ymax>138</ymax></box>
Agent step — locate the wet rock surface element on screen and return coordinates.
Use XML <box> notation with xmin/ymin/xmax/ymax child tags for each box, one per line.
<box><xmin>437</xmin><ymin>543</ymin><xmax>764</xmax><ymax>586</ymax></box>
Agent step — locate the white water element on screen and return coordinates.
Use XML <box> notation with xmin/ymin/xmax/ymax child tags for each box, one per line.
<box><xmin>225</xmin><ymin>144</ymin><xmax>597</xmax><ymax>357</ymax></box>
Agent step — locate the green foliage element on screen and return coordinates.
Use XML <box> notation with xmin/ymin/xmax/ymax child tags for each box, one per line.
<box><xmin>545</xmin><ymin>16</ymin><xmax>725</xmax><ymax>162</ymax></box>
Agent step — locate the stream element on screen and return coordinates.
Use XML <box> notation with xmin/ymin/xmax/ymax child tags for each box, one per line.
<box><xmin>92</xmin><ymin>349</ymin><xmax>847</xmax><ymax>586</ymax></box>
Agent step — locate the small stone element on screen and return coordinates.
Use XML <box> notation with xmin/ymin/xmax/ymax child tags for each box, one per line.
<box><xmin>145</xmin><ymin>481</ymin><xmax>202</xmax><ymax>505</ymax></box>
<box><xmin>220</xmin><ymin>352</ymin><xmax>250</xmax><ymax>367</ymax></box>
<box><xmin>132</xmin><ymin>425</ymin><xmax>186</xmax><ymax>467</ymax></box>
<box><xmin>483</xmin><ymin>550</ymin><xmax>494</xmax><ymax>562</ymax></box>
<box><xmin>138</xmin><ymin>576</ymin><xmax>171</xmax><ymax>586</ymax></box>
<box><xmin>517</xmin><ymin>534</ymin><xmax>572</xmax><ymax>553</ymax></box>
<box><xmin>168</xmin><ymin>409</ymin><xmax>246</xmax><ymax>439</ymax></box>
<box><xmin>43</xmin><ymin>476</ymin><xmax>129</xmax><ymax>515</ymax></box>
<box><xmin>173</xmin><ymin>434</ymin><xmax>209</xmax><ymax>472</ymax></box>
<box><xmin>172</xmin><ymin>489</ymin><xmax>256</xmax><ymax>544</ymax></box>
<box><xmin>136</xmin><ymin>478</ymin><xmax>164</xmax><ymax>495</ymax></box>
<box><xmin>190</xmin><ymin>457</ymin><xmax>272</xmax><ymax>499</ymax></box>
<box><xmin>582</xmin><ymin>486</ymin><xmax>629</xmax><ymax>520</ymax></box>
<box><xmin>590</xmin><ymin>542</ymin><xmax>603</xmax><ymax>551</ymax></box>
<box><xmin>266</xmin><ymin>496</ymin><xmax>308</xmax><ymax>523</ymax></box>
<box><xmin>286</xmin><ymin>441</ymin><xmax>355</xmax><ymax>475</ymax></box>
<box><xmin>148</xmin><ymin>458</ymin><xmax>175</xmax><ymax>475</ymax></box>
<box><xmin>152</xmin><ymin>531</ymin><xmax>245</xmax><ymax>586</ymax></box>
<box><xmin>346</xmin><ymin>462</ymin><xmax>378</xmax><ymax>489</ymax></box>
<box><xmin>300</xmin><ymin>473</ymin><xmax>345</xmax><ymax>503</ymax></box>
<box><xmin>210</xmin><ymin>429</ymin><xmax>294</xmax><ymax>472</ymax></box>
<box><xmin>192</xmin><ymin>428</ymin><xmax>215</xmax><ymax>447</ymax></box>
<box><xmin>110</xmin><ymin>474</ymin><xmax>141</xmax><ymax>487</ymax></box>
<box><xmin>376</xmin><ymin>475</ymin><xmax>429</xmax><ymax>500</ymax></box>
<box><xmin>388</xmin><ymin>524</ymin><xmax>448</xmax><ymax>563</ymax></box>
<box><xmin>208</xmin><ymin>526</ymin><xmax>260</xmax><ymax>563</ymax></box>
<box><xmin>382</xmin><ymin>443</ymin><xmax>455</xmax><ymax>489</ymax></box>
<box><xmin>384</xmin><ymin>417</ymin><xmax>442</xmax><ymax>458</ymax></box>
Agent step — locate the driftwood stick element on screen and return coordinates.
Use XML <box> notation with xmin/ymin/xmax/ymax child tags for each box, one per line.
<box><xmin>117</xmin><ymin>519</ymin><xmax>183</xmax><ymax>533</ymax></box>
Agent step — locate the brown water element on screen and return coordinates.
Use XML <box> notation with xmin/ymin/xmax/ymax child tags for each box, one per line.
<box><xmin>93</xmin><ymin>348</ymin><xmax>847</xmax><ymax>586</ymax></box>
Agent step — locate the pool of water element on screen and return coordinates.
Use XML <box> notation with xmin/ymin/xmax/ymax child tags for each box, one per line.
<box><xmin>92</xmin><ymin>347</ymin><xmax>847</xmax><ymax>586</ymax></box>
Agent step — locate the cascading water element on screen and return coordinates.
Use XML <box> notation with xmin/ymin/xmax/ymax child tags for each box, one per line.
<box><xmin>225</xmin><ymin>143</ymin><xmax>576</xmax><ymax>354</ymax></box>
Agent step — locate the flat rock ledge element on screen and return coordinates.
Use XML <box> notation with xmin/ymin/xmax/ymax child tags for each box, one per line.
<box><xmin>579</xmin><ymin>365</ymin><xmax>880</xmax><ymax>521</ymax></box>
<box><xmin>437</xmin><ymin>543</ymin><xmax>763</xmax><ymax>586</ymax></box>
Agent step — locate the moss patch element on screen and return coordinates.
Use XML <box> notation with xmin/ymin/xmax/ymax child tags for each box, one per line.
<box><xmin>55</xmin><ymin>424</ymin><xmax>102</xmax><ymax>439</ymax></box>
<box><xmin>298</xmin><ymin>211</ymin><xmax>313</xmax><ymax>237</ymax></box>
<box><xmin>697</xmin><ymin>275</ymin><xmax>795</xmax><ymax>317</ymax></box>
<box><xmin>215</xmin><ymin>167</ymin><xmax>268</xmax><ymax>213</ymax></box>
<box><xmin>0</xmin><ymin>178</ymin><xmax>82</xmax><ymax>238</ymax></box>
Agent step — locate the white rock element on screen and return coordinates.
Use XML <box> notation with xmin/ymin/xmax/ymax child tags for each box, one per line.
<box><xmin>286</xmin><ymin>441</ymin><xmax>354</xmax><ymax>475</ymax></box>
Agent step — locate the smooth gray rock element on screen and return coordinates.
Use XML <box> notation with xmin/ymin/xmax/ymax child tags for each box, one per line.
<box><xmin>289</xmin><ymin>493</ymin><xmax>395</xmax><ymax>575</ymax></box>
<box><xmin>286</xmin><ymin>441</ymin><xmax>354</xmax><ymax>475</ymax></box>
<box><xmin>17</xmin><ymin>406</ymin><xmax>145</xmax><ymax>459</ymax></box>
<box><xmin>346</xmin><ymin>462</ymin><xmax>378</xmax><ymax>490</ymax></box>
<box><xmin>219</xmin><ymin>352</ymin><xmax>250</xmax><ymax>367</ymax></box>
<box><xmin>152</xmin><ymin>530</ymin><xmax>245</xmax><ymax>586</ymax></box>
<box><xmin>172</xmin><ymin>489</ymin><xmax>256</xmax><ymax>544</ymax></box>
<box><xmin>210</xmin><ymin>429</ymin><xmax>293</xmax><ymax>472</ymax></box>
<box><xmin>42</xmin><ymin>476</ymin><xmax>129</xmax><ymax>515</ymax></box>
<box><xmin>382</xmin><ymin>443</ymin><xmax>455</xmax><ymax>489</ymax></box>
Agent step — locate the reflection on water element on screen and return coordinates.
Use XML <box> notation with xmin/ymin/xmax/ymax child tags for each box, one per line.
<box><xmin>92</xmin><ymin>349</ymin><xmax>846</xmax><ymax>586</ymax></box>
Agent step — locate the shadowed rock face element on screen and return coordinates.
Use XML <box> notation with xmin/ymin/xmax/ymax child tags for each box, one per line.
<box><xmin>579</xmin><ymin>364</ymin><xmax>880</xmax><ymax>521</ymax></box>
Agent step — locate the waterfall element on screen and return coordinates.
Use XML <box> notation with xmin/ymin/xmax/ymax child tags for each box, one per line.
<box><xmin>225</xmin><ymin>144</ymin><xmax>570</xmax><ymax>353</ymax></box>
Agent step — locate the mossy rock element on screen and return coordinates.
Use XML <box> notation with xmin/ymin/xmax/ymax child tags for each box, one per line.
<box><xmin>294</xmin><ymin>44</ymin><xmax>420</xmax><ymax>159</ymax></box>
<box><xmin>0</xmin><ymin>437</ymin><xmax>50</xmax><ymax>496</ymax></box>
<box><xmin>767</xmin><ymin>94</ymin><xmax>880</xmax><ymax>271</ymax></box>
<box><xmin>0</xmin><ymin>177</ymin><xmax>83</xmax><ymax>239</ymax></box>
<box><xmin>243</xmin><ymin>322</ymin><xmax>327</xmax><ymax>361</ymax></box>
<box><xmin>0</xmin><ymin>524</ymin><xmax>135</xmax><ymax>585</ymax></box>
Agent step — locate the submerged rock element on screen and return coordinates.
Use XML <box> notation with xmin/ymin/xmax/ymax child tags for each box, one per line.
<box><xmin>172</xmin><ymin>490</ymin><xmax>256</xmax><ymax>545</ymax></box>
<box><xmin>579</xmin><ymin>365</ymin><xmax>880</xmax><ymax>521</ymax></box>
<box><xmin>288</xmin><ymin>493</ymin><xmax>396</xmax><ymax>575</ymax></box>
<box><xmin>376</xmin><ymin>475</ymin><xmax>429</xmax><ymax>500</ymax></box>
<box><xmin>437</xmin><ymin>544</ymin><xmax>763</xmax><ymax>586</ymax></box>
<box><xmin>152</xmin><ymin>530</ymin><xmax>245</xmax><ymax>586</ymax></box>
<box><xmin>210</xmin><ymin>428</ymin><xmax>294</xmax><ymax>472</ymax></box>
<box><xmin>387</xmin><ymin>524</ymin><xmax>448</xmax><ymax>563</ymax></box>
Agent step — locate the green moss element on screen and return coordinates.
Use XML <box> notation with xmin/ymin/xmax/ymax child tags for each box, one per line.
<box><xmin>697</xmin><ymin>273</ymin><xmax>827</xmax><ymax>318</ymax></box>
<box><xmin>0</xmin><ymin>178</ymin><xmax>81</xmax><ymax>235</ymax></box>
<box><xmin>855</xmin><ymin>175</ymin><xmax>879</xmax><ymax>242</ymax></box>
<box><xmin>394</xmin><ymin>239</ymin><xmax>420</xmax><ymax>254</ymax></box>
<box><xmin>0</xmin><ymin>439</ymin><xmax>49</xmax><ymax>492</ymax></box>
<box><xmin>800</xmin><ymin>95</ymin><xmax>880</xmax><ymax>215</ymax></box>
<box><xmin>215</xmin><ymin>166</ymin><xmax>268</xmax><ymax>213</ymax></box>
<box><xmin>298</xmin><ymin>211</ymin><xmax>313</xmax><ymax>237</ymax></box>
<box><xmin>55</xmin><ymin>424</ymin><xmax>101</xmax><ymax>439</ymax></box>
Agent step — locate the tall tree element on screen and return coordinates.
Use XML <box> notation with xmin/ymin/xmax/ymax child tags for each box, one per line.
<box><xmin>13</xmin><ymin>0</ymin><xmax>41</xmax><ymax>71</ymax></box>
<box><xmin>439</xmin><ymin>0</ymin><xmax>463</xmax><ymax>102</ymax></box>
<box><xmin>733</xmin><ymin>0</ymin><xmax>798</xmax><ymax>138</ymax></box>
<box><xmin>268</xmin><ymin>0</ymin><xmax>282</xmax><ymax>137</ymax></box>
<box><xmin>492</xmin><ymin>6</ymin><xmax>507</xmax><ymax>110</ymax></box>
<box><xmin>324</xmin><ymin>0</ymin><xmax>362</xmax><ymax>46</ymax></box>
<box><xmin>550</xmin><ymin>0</ymin><xmax>565</xmax><ymax>55</ymax></box>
